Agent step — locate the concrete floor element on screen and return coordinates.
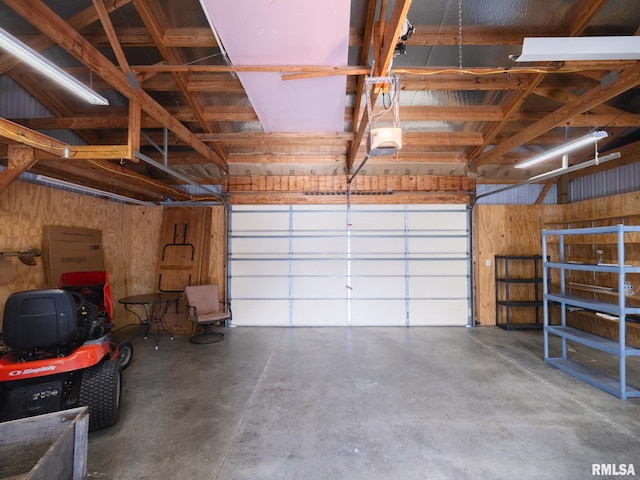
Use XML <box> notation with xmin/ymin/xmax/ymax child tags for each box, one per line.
<box><xmin>88</xmin><ymin>326</ymin><xmax>640</xmax><ymax>479</ymax></box>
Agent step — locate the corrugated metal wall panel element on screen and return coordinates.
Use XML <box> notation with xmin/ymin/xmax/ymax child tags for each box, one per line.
<box><xmin>571</xmin><ymin>163</ymin><xmax>640</xmax><ymax>202</ymax></box>
<box><xmin>475</xmin><ymin>183</ymin><xmax>557</xmax><ymax>205</ymax></box>
<box><xmin>0</xmin><ymin>76</ymin><xmax>85</xmax><ymax>146</ymax></box>
<box><xmin>0</xmin><ymin>77</ymin><xmax>53</xmax><ymax>118</ymax></box>
<box><xmin>177</xmin><ymin>184</ymin><xmax>223</xmax><ymax>196</ymax></box>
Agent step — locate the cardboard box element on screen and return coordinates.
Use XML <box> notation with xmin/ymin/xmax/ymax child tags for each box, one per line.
<box><xmin>42</xmin><ymin>226</ymin><xmax>104</xmax><ymax>287</ymax></box>
<box><xmin>159</xmin><ymin>312</ymin><xmax>195</xmax><ymax>335</ymax></box>
<box><xmin>152</xmin><ymin>295</ymin><xmax>195</xmax><ymax>335</ymax></box>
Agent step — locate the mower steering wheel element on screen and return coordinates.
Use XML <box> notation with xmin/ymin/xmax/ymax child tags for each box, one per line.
<box><xmin>68</xmin><ymin>290</ymin><xmax>86</xmax><ymax>310</ymax></box>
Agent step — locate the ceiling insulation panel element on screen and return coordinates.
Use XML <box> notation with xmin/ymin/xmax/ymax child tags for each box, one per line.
<box><xmin>199</xmin><ymin>0</ymin><xmax>350</xmax><ymax>133</ymax></box>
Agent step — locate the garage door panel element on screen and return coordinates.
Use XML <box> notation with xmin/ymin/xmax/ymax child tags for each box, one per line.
<box><xmin>231</xmin><ymin>276</ymin><xmax>288</xmax><ymax>298</ymax></box>
<box><xmin>350</xmin><ymin>211</ymin><xmax>405</xmax><ymax>230</ymax></box>
<box><xmin>292</xmin><ymin>236</ymin><xmax>345</xmax><ymax>255</ymax></box>
<box><xmin>408</xmin><ymin>236</ymin><xmax>468</xmax><ymax>254</ymax></box>
<box><xmin>350</xmin><ymin>260</ymin><xmax>405</xmax><ymax>276</ymax></box>
<box><xmin>407</xmin><ymin>207</ymin><xmax>467</xmax><ymax>230</ymax></box>
<box><xmin>293</xmin><ymin>277</ymin><xmax>347</xmax><ymax>298</ymax></box>
<box><xmin>408</xmin><ymin>260</ymin><xmax>468</xmax><ymax>275</ymax></box>
<box><xmin>232</xmin><ymin>237</ymin><xmax>290</xmax><ymax>255</ymax></box>
<box><xmin>232</xmin><ymin>300</ymin><xmax>289</xmax><ymax>326</ymax></box>
<box><xmin>293</xmin><ymin>259</ymin><xmax>346</xmax><ymax>276</ymax></box>
<box><xmin>232</xmin><ymin>207</ymin><xmax>290</xmax><ymax>230</ymax></box>
<box><xmin>351</xmin><ymin>236</ymin><xmax>404</xmax><ymax>254</ymax></box>
<box><xmin>292</xmin><ymin>207</ymin><xmax>345</xmax><ymax>230</ymax></box>
<box><xmin>409</xmin><ymin>276</ymin><xmax>468</xmax><ymax>297</ymax></box>
<box><xmin>409</xmin><ymin>299</ymin><xmax>469</xmax><ymax>326</ymax></box>
<box><xmin>231</xmin><ymin>260</ymin><xmax>289</xmax><ymax>276</ymax></box>
<box><xmin>293</xmin><ymin>300</ymin><xmax>347</xmax><ymax>325</ymax></box>
<box><xmin>350</xmin><ymin>276</ymin><xmax>405</xmax><ymax>298</ymax></box>
<box><xmin>350</xmin><ymin>299</ymin><xmax>406</xmax><ymax>325</ymax></box>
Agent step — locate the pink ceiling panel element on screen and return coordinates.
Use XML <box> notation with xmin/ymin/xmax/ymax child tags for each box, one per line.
<box><xmin>199</xmin><ymin>0</ymin><xmax>350</xmax><ymax>133</ymax></box>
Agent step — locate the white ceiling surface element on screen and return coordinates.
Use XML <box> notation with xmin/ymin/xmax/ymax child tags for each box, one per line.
<box><xmin>199</xmin><ymin>0</ymin><xmax>351</xmax><ymax>133</ymax></box>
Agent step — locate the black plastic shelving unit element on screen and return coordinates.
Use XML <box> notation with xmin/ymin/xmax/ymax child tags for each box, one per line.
<box><xmin>495</xmin><ymin>255</ymin><xmax>544</xmax><ymax>330</ymax></box>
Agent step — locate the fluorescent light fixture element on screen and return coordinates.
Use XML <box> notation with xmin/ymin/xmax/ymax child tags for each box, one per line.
<box><xmin>515</xmin><ymin>130</ymin><xmax>608</xmax><ymax>169</ymax></box>
<box><xmin>514</xmin><ymin>36</ymin><xmax>640</xmax><ymax>62</ymax></box>
<box><xmin>35</xmin><ymin>175</ymin><xmax>155</xmax><ymax>206</ymax></box>
<box><xmin>475</xmin><ymin>151</ymin><xmax>621</xmax><ymax>202</ymax></box>
<box><xmin>0</xmin><ymin>26</ymin><xmax>109</xmax><ymax>105</ymax></box>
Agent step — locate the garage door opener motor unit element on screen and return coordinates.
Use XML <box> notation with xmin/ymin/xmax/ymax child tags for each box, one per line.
<box><xmin>366</xmin><ymin>75</ymin><xmax>402</xmax><ymax>157</ymax></box>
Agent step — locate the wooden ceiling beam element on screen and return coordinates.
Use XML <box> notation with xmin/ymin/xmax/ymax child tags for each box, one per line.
<box><xmin>534</xmin><ymin>181</ymin><xmax>555</xmax><ymax>204</ymax></box>
<box><xmin>0</xmin><ymin>118</ymin><xmax>71</xmax><ymax>157</ymax></box>
<box><xmin>0</xmin><ymin>0</ymin><xmax>133</xmax><ymax>75</ymax></box>
<box><xmin>348</xmin><ymin>0</ymin><xmax>413</xmax><ymax>173</ymax></box>
<box><xmin>24</xmin><ymin>107</ymin><xmax>640</xmax><ymax>135</ymax></box>
<box><xmin>81</xmin><ymin>25</ymin><xmax>556</xmax><ymax>49</ymax></box>
<box><xmin>404</xmin><ymin>132</ymin><xmax>483</xmax><ymax>146</ymax></box>
<box><xmin>73</xmin><ymin>68</ymin><xmax>608</xmax><ymax>93</ymax></box>
<box><xmin>92</xmin><ymin>0</ymin><xmax>131</xmax><ymax>73</ymax></box>
<box><xmin>0</xmin><ymin>145</ymin><xmax>37</xmax><ymax>193</ymax></box>
<box><xmin>197</xmin><ymin>131</ymin><xmax>482</xmax><ymax>146</ymax></box>
<box><xmin>10</xmin><ymin>116</ymin><xmax>163</xmax><ymax>130</ymax></box>
<box><xmin>30</xmin><ymin>158</ymin><xmax>192</xmax><ymax>202</ymax></box>
<box><xmin>381</xmin><ymin>153</ymin><xmax>468</xmax><ymax>163</ymax></box>
<box><xmin>4</xmin><ymin>0</ymin><xmax>227</xmax><ymax>173</ymax></box>
<box><xmin>349</xmin><ymin>0</ymin><xmax>378</xmax><ymax>180</ymax></box>
<box><xmin>17</xmin><ymin>128</ymin><xmax>481</xmax><ymax>151</ymax></box>
<box><xmin>132</xmin><ymin>0</ymin><xmax>229</xmax><ymax>163</ymax></box>
<box><xmin>0</xmin><ymin>118</ymin><xmax>129</xmax><ymax>160</ymax></box>
<box><xmin>511</xmin><ymin>113</ymin><xmax>640</xmax><ymax>128</ymax></box>
<box><xmin>30</xmin><ymin>103</ymin><xmax>640</xmax><ymax>131</ymax></box>
<box><xmin>198</xmin><ymin>132</ymin><xmax>354</xmax><ymax>144</ymax></box>
<box><xmin>401</xmin><ymin>106</ymin><xmax>503</xmax><ymax>122</ymax></box>
<box><xmin>469</xmin><ymin>61</ymin><xmax>640</xmax><ymax>168</ymax></box>
<box><xmin>69</xmin><ymin>25</ymin><xmax>577</xmax><ymax>49</ymax></box>
<box><xmin>466</xmin><ymin>0</ymin><xmax>609</xmax><ymax>169</ymax></box>
<box><xmin>228</xmin><ymin>154</ymin><xmax>345</xmax><ymax>165</ymax></box>
<box><xmin>533</xmin><ymin>88</ymin><xmax>631</xmax><ymax>116</ymax></box>
<box><xmin>201</xmin><ymin>107</ymin><xmax>259</xmax><ymax>122</ymax></box>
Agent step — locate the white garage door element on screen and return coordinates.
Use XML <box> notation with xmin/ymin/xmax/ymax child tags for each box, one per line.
<box><xmin>229</xmin><ymin>204</ymin><xmax>470</xmax><ymax>326</ymax></box>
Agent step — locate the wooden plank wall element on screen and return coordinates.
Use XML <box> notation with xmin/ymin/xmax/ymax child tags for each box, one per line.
<box><xmin>206</xmin><ymin>205</ymin><xmax>227</xmax><ymax>294</ymax></box>
<box><xmin>227</xmin><ymin>174</ymin><xmax>474</xmax><ymax>205</ymax></box>
<box><xmin>473</xmin><ymin>190</ymin><xmax>640</xmax><ymax>326</ymax></box>
<box><xmin>0</xmin><ymin>180</ymin><xmax>162</xmax><ymax>328</ymax></box>
<box><xmin>550</xmin><ymin>191</ymin><xmax>640</xmax><ymax>345</ymax></box>
<box><xmin>3</xmin><ymin>176</ymin><xmax>638</xmax><ymax>333</ymax></box>
<box><xmin>473</xmin><ymin>204</ymin><xmax>559</xmax><ymax>325</ymax></box>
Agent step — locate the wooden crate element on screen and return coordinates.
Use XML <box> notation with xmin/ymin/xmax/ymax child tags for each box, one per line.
<box><xmin>0</xmin><ymin>407</ymin><xmax>88</xmax><ymax>480</ymax></box>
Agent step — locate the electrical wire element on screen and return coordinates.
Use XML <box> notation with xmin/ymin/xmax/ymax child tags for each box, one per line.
<box><xmin>394</xmin><ymin>66</ymin><xmax>594</xmax><ymax>76</ymax></box>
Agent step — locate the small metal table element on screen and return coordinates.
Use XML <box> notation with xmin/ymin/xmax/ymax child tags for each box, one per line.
<box><xmin>118</xmin><ymin>293</ymin><xmax>179</xmax><ymax>349</ymax></box>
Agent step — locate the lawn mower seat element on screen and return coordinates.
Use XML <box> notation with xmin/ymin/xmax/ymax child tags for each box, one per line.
<box><xmin>2</xmin><ymin>289</ymin><xmax>98</xmax><ymax>351</ymax></box>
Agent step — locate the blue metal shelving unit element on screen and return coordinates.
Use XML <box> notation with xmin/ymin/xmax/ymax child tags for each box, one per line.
<box><xmin>542</xmin><ymin>224</ymin><xmax>640</xmax><ymax>399</ymax></box>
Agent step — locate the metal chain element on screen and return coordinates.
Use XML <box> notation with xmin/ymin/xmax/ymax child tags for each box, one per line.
<box><xmin>458</xmin><ymin>0</ymin><xmax>463</xmax><ymax>70</ymax></box>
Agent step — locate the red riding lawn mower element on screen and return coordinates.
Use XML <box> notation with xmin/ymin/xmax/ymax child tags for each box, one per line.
<box><xmin>0</xmin><ymin>271</ymin><xmax>133</xmax><ymax>431</ymax></box>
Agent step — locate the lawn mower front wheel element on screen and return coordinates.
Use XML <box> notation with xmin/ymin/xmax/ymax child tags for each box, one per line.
<box><xmin>117</xmin><ymin>340</ymin><xmax>133</xmax><ymax>371</ymax></box>
<box><xmin>79</xmin><ymin>359</ymin><xmax>121</xmax><ymax>431</ymax></box>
